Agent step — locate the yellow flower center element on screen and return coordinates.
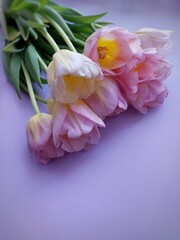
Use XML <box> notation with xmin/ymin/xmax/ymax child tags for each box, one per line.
<box><xmin>63</xmin><ymin>74</ymin><xmax>93</xmax><ymax>102</ymax></box>
<box><xmin>97</xmin><ymin>37</ymin><xmax>120</xmax><ymax>68</ymax></box>
<box><xmin>64</xmin><ymin>75</ymin><xmax>88</xmax><ymax>92</ymax></box>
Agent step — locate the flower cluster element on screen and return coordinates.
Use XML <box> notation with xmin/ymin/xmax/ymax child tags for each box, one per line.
<box><xmin>27</xmin><ymin>27</ymin><xmax>172</xmax><ymax>163</ymax></box>
<box><xmin>1</xmin><ymin>0</ymin><xmax>173</xmax><ymax>163</ymax></box>
<box><xmin>84</xmin><ymin>27</ymin><xmax>172</xmax><ymax>114</ymax></box>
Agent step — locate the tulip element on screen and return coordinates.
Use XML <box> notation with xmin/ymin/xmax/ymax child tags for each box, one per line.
<box><xmin>47</xmin><ymin>49</ymin><xmax>103</xmax><ymax>104</ymax></box>
<box><xmin>48</xmin><ymin>99</ymin><xmax>105</xmax><ymax>152</ymax></box>
<box><xmin>84</xmin><ymin>27</ymin><xmax>142</xmax><ymax>75</ymax></box>
<box><xmin>26</xmin><ymin>113</ymin><xmax>64</xmax><ymax>163</ymax></box>
<box><xmin>85</xmin><ymin>76</ymin><xmax>127</xmax><ymax>119</ymax></box>
<box><xmin>136</xmin><ymin>28</ymin><xmax>173</xmax><ymax>57</ymax></box>
<box><xmin>116</xmin><ymin>50</ymin><xmax>172</xmax><ymax>113</ymax></box>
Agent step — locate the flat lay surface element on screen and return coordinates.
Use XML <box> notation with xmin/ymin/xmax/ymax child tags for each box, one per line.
<box><xmin>0</xmin><ymin>0</ymin><xmax>180</xmax><ymax>240</ymax></box>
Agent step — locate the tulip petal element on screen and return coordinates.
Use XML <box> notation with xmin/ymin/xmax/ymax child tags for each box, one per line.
<box><xmin>85</xmin><ymin>77</ymin><xmax>127</xmax><ymax>119</ymax></box>
<box><xmin>60</xmin><ymin>125</ymin><xmax>100</xmax><ymax>152</ymax></box>
<box><xmin>52</xmin><ymin>103</ymin><xmax>67</xmax><ymax>147</ymax></box>
<box><xmin>70</xmin><ymin>100</ymin><xmax>105</xmax><ymax>127</ymax></box>
<box><xmin>136</xmin><ymin>28</ymin><xmax>173</xmax><ymax>57</ymax></box>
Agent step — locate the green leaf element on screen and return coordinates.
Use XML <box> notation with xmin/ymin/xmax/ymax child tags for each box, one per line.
<box><xmin>96</xmin><ymin>21</ymin><xmax>112</xmax><ymax>26</ymax></box>
<box><xmin>19</xmin><ymin>9</ymin><xmax>48</xmax><ymax>35</ymax></box>
<box><xmin>73</xmin><ymin>33</ymin><xmax>88</xmax><ymax>42</ymax></box>
<box><xmin>8</xmin><ymin>0</ymin><xmax>22</xmax><ymax>11</ymax></box>
<box><xmin>10</xmin><ymin>53</ymin><xmax>22</xmax><ymax>97</ymax></box>
<box><xmin>14</xmin><ymin>16</ymin><xmax>29</xmax><ymax>41</ymax></box>
<box><xmin>2</xmin><ymin>51</ymin><xmax>22</xmax><ymax>97</ymax></box>
<box><xmin>32</xmin><ymin>36</ymin><xmax>54</xmax><ymax>55</ymax></box>
<box><xmin>8</xmin><ymin>0</ymin><xmax>40</xmax><ymax>14</ymax></box>
<box><xmin>27</xmin><ymin>20</ymin><xmax>47</xmax><ymax>28</ymax></box>
<box><xmin>7</xmin><ymin>25</ymin><xmax>21</xmax><ymax>41</ymax></box>
<box><xmin>41</xmin><ymin>57</ymin><xmax>51</xmax><ymax>66</ymax></box>
<box><xmin>20</xmin><ymin>9</ymin><xmax>41</xmax><ymax>21</ymax></box>
<box><xmin>39</xmin><ymin>50</ymin><xmax>52</xmax><ymax>62</ymax></box>
<box><xmin>41</xmin><ymin>78</ymin><xmax>48</xmax><ymax>84</ymax></box>
<box><xmin>50</xmin><ymin>5</ymin><xmax>82</xmax><ymax>16</ymax></box>
<box><xmin>68</xmin><ymin>24</ymin><xmax>94</xmax><ymax>35</ymax></box>
<box><xmin>37</xmin><ymin>0</ymin><xmax>49</xmax><ymax>6</ymax></box>
<box><xmin>2</xmin><ymin>52</ymin><xmax>12</xmax><ymax>79</ymax></box>
<box><xmin>60</xmin><ymin>12</ymin><xmax>107</xmax><ymax>24</ymax></box>
<box><xmin>38</xmin><ymin>5</ymin><xmax>76</xmax><ymax>41</ymax></box>
<box><xmin>3</xmin><ymin>38</ymin><xmax>25</xmax><ymax>53</ymax></box>
<box><xmin>0</xmin><ymin>8</ymin><xmax>9</xmax><ymax>40</ymax></box>
<box><xmin>29</xmin><ymin>28</ymin><xmax>38</xmax><ymax>40</ymax></box>
<box><xmin>25</xmin><ymin>44</ymin><xmax>42</xmax><ymax>88</ymax></box>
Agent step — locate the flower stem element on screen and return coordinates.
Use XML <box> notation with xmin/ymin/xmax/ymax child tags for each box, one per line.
<box><xmin>49</xmin><ymin>18</ymin><xmax>77</xmax><ymax>52</ymax></box>
<box><xmin>42</xmin><ymin>31</ymin><xmax>60</xmax><ymax>52</ymax></box>
<box><xmin>37</xmin><ymin>52</ymin><xmax>48</xmax><ymax>72</ymax></box>
<box><xmin>22</xmin><ymin>62</ymin><xmax>40</xmax><ymax>113</ymax></box>
<box><xmin>20</xmin><ymin>82</ymin><xmax>48</xmax><ymax>104</ymax></box>
<box><xmin>34</xmin><ymin>14</ymin><xmax>60</xmax><ymax>52</ymax></box>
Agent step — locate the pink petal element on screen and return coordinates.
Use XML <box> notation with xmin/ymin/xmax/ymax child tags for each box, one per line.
<box><xmin>52</xmin><ymin>103</ymin><xmax>67</xmax><ymax>147</ymax></box>
<box><xmin>70</xmin><ymin>100</ymin><xmax>105</xmax><ymax>127</ymax></box>
<box><xmin>60</xmin><ymin>125</ymin><xmax>101</xmax><ymax>153</ymax></box>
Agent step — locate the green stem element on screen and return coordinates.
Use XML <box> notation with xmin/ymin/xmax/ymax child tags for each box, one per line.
<box><xmin>74</xmin><ymin>38</ymin><xmax>85</xmax><ymax>47</ymax></box>
<box><xmin>34</xmin><ymin>14</ymin><xmax>60</xmax><ymax>52</ymax></box>
<box><xmin>22</xmin><ymin>62</ymin><xmax>40</xmax><ymax>113</ymax></box>
<box><xmin>20</xmin><ymin>82</ymin><xmax>48</xmax><ymax>104</ymax></box>
<box><xmin>43</xmin><ymin>31</ymin><xmax>60</xmax><ymax>52</ymax></box>
<box><xmin>49</xmin><ymin>18</ymin><xmax>77</xmax><ymax>52</ymax></box>
<box><xmin>36</xmin><ymin>52</ymin><xmax>48</xmax><ymax>72</ymax></box>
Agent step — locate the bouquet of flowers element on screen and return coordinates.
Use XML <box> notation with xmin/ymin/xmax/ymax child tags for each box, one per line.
<box><xmin>0</xmin><ymin>0</ymin><xmax>173</xmax><ymax>163</ymax></box>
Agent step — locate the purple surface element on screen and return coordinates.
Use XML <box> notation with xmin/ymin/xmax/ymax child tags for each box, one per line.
<box><xmin>0</xmin><ymin>0</ymin><xmax>180</xmax><ymax>239</ymax></box>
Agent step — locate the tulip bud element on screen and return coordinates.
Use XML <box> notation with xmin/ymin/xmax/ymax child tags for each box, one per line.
<box><xmin>26</xmin><ymin>113</ymin><xmax>64</xmax><ymax>163</ymax></box>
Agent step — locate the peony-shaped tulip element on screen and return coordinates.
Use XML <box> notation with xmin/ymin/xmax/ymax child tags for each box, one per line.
<box><xmin>84</xmin><ymin>27</ymin><xmax>142</xmax><ymax>75</ymax></box>
<box><xmin>136</xmin><ymin>28</ymin><xmax>173</xmax><ymax>57</ymax></box>
<box><xmin>116</xmin><ymin>50</ymin><xmax>172</xmax><ymax>113</ymax></box>
<box><xmin>26</xmin><ymin>113</ymin><xmax>64</xmax><ymax>164</ymax></box>
<box><xmin>48</xmin><ymin>99</ymin><xmax>105</xmax><ymax>152</ymax></box>
<box><xmin>85</xmin><ymin>76</ymin><xmax>127</xmax><ymax>119</ymax></box>
<box><xmin>47</xmin><ymin>49</ymin><xmax>103</xmax><ymax>104</ymax></box>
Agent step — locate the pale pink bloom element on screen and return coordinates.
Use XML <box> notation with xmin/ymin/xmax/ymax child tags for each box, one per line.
<box><xmin>84</xmin><ymin>27</ymin><xmax>142</xmax><ymax>75</ymax></box>
<box><xmin>26</xmin><ymin>113</ymin><xmax>64</xmax><ymax>164</ymax></box>
<box><xmin>48</xmin><ymin>99</ymin><xmax>105</xmax><ymax>152</ymax></box>
<box><xmin>116</xmin><ymin>50</ymin><xmax>172</xmax><ymax>113</ymax></box>
<box><xmin>136</xmin><ymin>28</ymin><xmax>173</xmax><ymax>57</ymax></box>
<box><xmin>47</xmin><ymin>49</ymin><xmax>103</xmax><ymax>104</ymax></box>
<box><xmin>128</xmin><ymin>81</ymin><xmax>168</xmax><ymax>113</ymax></box>
<box><xmin>85</xmin><ymin>76</ymin><xmax>127</xmax><ymax>119</ymax></box>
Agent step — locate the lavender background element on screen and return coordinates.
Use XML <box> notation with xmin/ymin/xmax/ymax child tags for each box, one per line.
<box><xmin>0</xmin><ymin>0</ymin><xmax>180</xmax><ymax>239</ymax></box>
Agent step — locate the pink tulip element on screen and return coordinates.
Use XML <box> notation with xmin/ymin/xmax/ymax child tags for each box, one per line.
<box><xmin>48</xmin><ymin>99</ymin><xmax>105</xmax><ymax>152</ymax></box>
<box><xmin>26</xmin><ymin>113</ymin><xmax>64</xmax><ymax>164</ymax></box>
<box><xmin>84</xmin><ymin>27</ymin><xmax>142</xmax><ymax>75</ymax></box>
<box><xmin>116</xmin><ymin>50</ymin><xmax>172</xmax><ymax>113</ymax></box>
<box><xmin>136</xmin><ymin>28</ymin><xmax>173</xmax><ymax>57</ymax></box>
<box><xmin>85</xmin><ymin>76</ymin><xmax>127</xmax><ymax>119</ymax></box>
<box><xmin>47</xmin><ymin>50</ymin><xmax>103</xmax><ymax>104</ymax></box>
